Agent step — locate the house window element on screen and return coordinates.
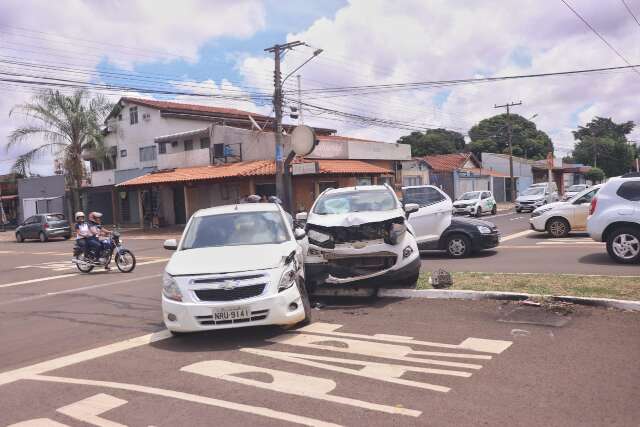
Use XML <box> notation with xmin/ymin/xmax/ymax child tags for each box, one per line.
<box><xmin>171</xmin><ymin>141</ymin><xmax>178</xmax><ymax>147</ymax></box>
<box><xmin>255</xmin><ymin>183</ymin><xmax>276</xmax><ymax>197</ymax></box>
<box><xmin>158</xmin><ymin>142</ymin><xmax>167</xmax><ymax>154</ymax></box>
<box><xmin>357</xmin><ymin>176</ymin><xmax>372</xmax><ymax>186</ymax></box>
<box><xmin>213</xmin><ymin>143</ymin><xmax>224</xmax><ymax>158</ymax></box>
<box><xmin>184</xmin><ymin>140</ymin><xmax>193</xmax><ymax>151</ymax></box>
<box><xmin>378</xmin><ymin>176</ymin><xmax>393</xmax><ymax>186</ymax></box>
<box><xmin>319</xmin><ymin>181</ymin><xmax>338</xmax><ymax>193</ymax></box>
<box><xmin>200</xmin><ymin>137</ymin><xmax>211</xmax><ymax>150</ymax></box>
<box><xmin>129</xmin><ymin>107</ymin><xmax>138</xmax><ymax>125</ymax></box>
<box><xmin>120</xmin><ymin>149</ymin><xmax>127</xmax><ymax>158</ymax></box>
<box><xmin>403</xmin><ymin>176</ymin><xmax>422</xmax><ymax>187</ymax></box>
<box><xmin>139</xmin><ymin>146</ymin><xmax>157</xmax><ymax>162</ymax></box>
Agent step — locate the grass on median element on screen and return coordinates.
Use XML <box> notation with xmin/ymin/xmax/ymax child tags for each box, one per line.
<box><xmin>416</xmin><ymin>272</ymin><xmax>640</xmax><ymax>301</ymax></box>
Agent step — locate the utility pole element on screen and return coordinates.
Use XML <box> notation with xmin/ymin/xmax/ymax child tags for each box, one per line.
<box><xmin>264</xmin><ymin>41</ymin><xmax>305</xmax><ymax>203</ymax></box>
<box><xmin>296</xmin><ymin>74</ymin><xmax>303</xmax><ymax>125</ymax></box>
<box><xmin>494</xmin><ymin>101</ymin><xmax>522</xmax><ymax>203</ymax></box>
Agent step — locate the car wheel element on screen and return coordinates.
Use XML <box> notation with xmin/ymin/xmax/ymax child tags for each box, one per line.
<box><xmin>515</xmin><ymin>208</ymin><xmax>521</xmax><ymax>213</ymax></box>
<box><xmin>63</xmin><ymin>235</ymin><xmax>70</xmax><ymax>240</ymax></box>
<box><xmin>547</xmin><ymin>218</ymin><xmax>570</xmax><ymax>238</ymax></box>
<box><xmin>606</xmin><ymin>228</ymin><xmax>640</xmax><ymax>264</ymax></box>
<box><xmin>475</xmin><ymin>206</ymin><xmax>482</xmax><ymax>217</ymax></box>
<box><xmin>445</xmin><ymin>234</ymin><xmax>472</xmax><ymax>258</ymax></box>
<box><xmin>15</xmin><ymin>232</ymin><xmax>23</xmax><ymax>243</ymax></box>
<box><xmin>491</xmin><ymin>205</ymin><xmax>497</xmax><ymax>215</ymax></box>
<box><xmin>39</xmin><ymin>232</ymin><xmax>48</xmax><ymax>242</ymax></box>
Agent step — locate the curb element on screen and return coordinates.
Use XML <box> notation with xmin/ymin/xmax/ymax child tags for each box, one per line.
<box><xmin>377</xmin><ymin>288</ymin><xmax>640</xmax><ymax>312</ymax></box>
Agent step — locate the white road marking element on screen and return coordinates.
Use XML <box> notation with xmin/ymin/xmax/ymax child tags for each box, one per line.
<box><xmin>28</xmin><ymin>374</ymin><xmax>341</xmax><ymax>427</ymax></box>
<box><xmin>500</xmin><ymin>230</ymin><xmax>534</xmax><ymax>242</ymax></box>
<box><xmin>509</xmin><ymin>216</ymin><xmax>525</xmax><ymax>221</ymax></box>
<box><xmin>0</xmin><ymin>274</ymin><xmax>162</xmax><ymax>307</ymax></box>
<box><xmin>8</xmin><ymin>419</ymin><xmax>70</xmax><ymax>426</ymax></box>
<box><xmin>0</xmin><ymin>330</ymin><xmax>172</xmax><ymax>386</ymax></box>
<box><xmin>57</xmin><ymin>393</ymin><xmax>127</xmax><ymax>427</ymax></box>
<box><xmin>242</xmin><ymin>348</ymin><xmax>469</xmax><ymax>392</ymax></box>
<box><xmin>299</xmin><ymin>322</ymin><xmax>512</xmax><ymax>354</ymax></box>
<box><xmin>181</xmin><ymin>360</ymin><xmax>421</xmax><ymax>417</ymax></box>
<box><xmin>537</xmin><ymin>241</ymin><xmax>604</xmax><ymax>245</ymax></box>
<box><xmin>0</xmin><ymin>258</ymin><xmax>168</xmax><ymax>289</ymax></box>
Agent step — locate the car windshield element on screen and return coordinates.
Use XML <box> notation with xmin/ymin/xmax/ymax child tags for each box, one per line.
<box><xmin>459</xmin><ymin>192</ymin><xmax>480</xmax><ymax>200</ymax></box>
<box><xmin>46</xmin><ymin>214</ymin><xmax>65</xmax><ymax>222</ymax></box>
<box><xmin>522</xmin><ymin>187</ymin><xmax>545</xmax><ymax>196</ymax></box>
<box><xmin>181</xmin><ymin>211</ymin><xmax>289</xmax><ymax>249</ymax></box>
<box><xmin>567</xmin><ymin>185</ymin><xmax>586</xmax><ymax>192</ymax></box>
<box><xmin>313</xmin><ymin>189</ymin><xmax>397</xmax><ymax>214</ymax></box>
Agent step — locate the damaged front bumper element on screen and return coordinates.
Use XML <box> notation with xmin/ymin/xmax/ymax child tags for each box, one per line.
<box><xmin>304</xmin><ymin>233</ymin><xmax>420</xmax><ymax>288</ymax></box>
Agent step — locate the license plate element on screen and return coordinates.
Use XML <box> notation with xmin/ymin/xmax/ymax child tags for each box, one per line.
<box><xmin>213</xmin><ymin>306</ymin><xmax>250</xmax><ymax>321</ymax></box>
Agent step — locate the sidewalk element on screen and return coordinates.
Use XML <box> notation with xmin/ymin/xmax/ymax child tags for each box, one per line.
<box><xmin>496</xmin><ymin>202</ymin><xmax>514</xmax><ymax>212</ymax></box>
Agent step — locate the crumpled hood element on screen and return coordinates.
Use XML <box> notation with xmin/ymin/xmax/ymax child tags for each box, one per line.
<box><xmin>306</xmin><ymin>209</ymin><xmax>406</xmax><ymax>227</ymax></box>
<box><xmin>517</xmin><ymin>194</ymin><xmax>545</xmax><ymax>202</ymax></box>
<box><xmin>166</xmin><ymin>241</ymin><xmax>296</xmax><ymax>275</ymax></box>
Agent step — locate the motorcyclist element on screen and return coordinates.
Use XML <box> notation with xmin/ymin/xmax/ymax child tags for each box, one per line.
<box><xmin>86</xmin><ymin>212</ymin><xmax>104</xmax><ymax>261</ymax></box>
<box><xmin>89</xmin><ymin>212</ymin><xmax>113</xmax><ymax>269</ymax></box>
<box><xmin>74</xmin><ymin>212</ymin><xmax>91</xmax><ymax>259</ymax></box>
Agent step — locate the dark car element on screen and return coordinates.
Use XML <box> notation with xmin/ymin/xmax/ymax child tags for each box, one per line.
<box><xmin>15</xmin><ymin>213</ymin><xmax>72</xmax><ymax>242</ymax></box>
<box><xmin>417</xmin><ymin>217</ymin><xmax>500</xmax><ymax>258</ymax></box>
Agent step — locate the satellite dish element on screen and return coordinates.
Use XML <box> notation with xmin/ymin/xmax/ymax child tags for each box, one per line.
<box><xmin>291</xmin><ymin>125</ymin><xmax>317</xmax><ymax>156</ymax></box>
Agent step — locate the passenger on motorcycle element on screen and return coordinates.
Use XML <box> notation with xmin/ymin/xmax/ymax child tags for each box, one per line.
<box><xmin>74</xmin><ymin>212</ymin><xmax>91</xmax><ymax>259</ymax></box>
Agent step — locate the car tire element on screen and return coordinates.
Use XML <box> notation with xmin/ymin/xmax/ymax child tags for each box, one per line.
<box><xmin>39</xmin><ymin>232</ymin><xmax>48</xmax><ymax>242</ymax></box>
<box><xmin>169</xmin><ymin>330</ymin><xmax>189</xmax><ymax>336</ymax></box>
<box><xmin>445</xmin><ymin>233</ymin><xmax>472</xmax><ymax>258</ymax></box>
<box><xmin>547</xmin><ymin>218</ymin><xmax>570</xmax><ymax>238</ymax></box>
<box><xmin>15</xmin><ymin>232</ymin><xmax>23</xmax><ymax>243</ymax></box>
<box><xmin>606</xmin><ymin>227</ymin><xmax>640</xmax><ymax>264</ymax></box>
<box><xmin>491</xmin><ymin>205</ymin><xmax>497</xmax><ymax>215</ymax></box>
<box><xmin>63</xmin><ymin>235</ymin><xmax>70</xmax><ymax>240</ymax></box>
<box><xmin>515</xmin><ymin>208</ymin><xmax>521</xmax><ymax>213</ymax></box>
<box><xmin>475</xmin><ymin>206</ymin><xmax>482</xmax><ymax>217</ymax></box>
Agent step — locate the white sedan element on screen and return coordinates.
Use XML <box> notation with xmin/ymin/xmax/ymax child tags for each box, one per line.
<box><xmin>161</xmin><ymin>203</ymin><xmax>311</xmax><ymax>334</ymax></box>
<box><xmin>530</xmin><ymin>184</ymin><xmax>602</xmax><ymax>237</ymax></box>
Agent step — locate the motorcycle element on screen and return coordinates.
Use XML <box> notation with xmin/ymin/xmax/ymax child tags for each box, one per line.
<box><xmin>71</xmin><ymin>230</ymin><xmax>136</xmax><ymax>273</ymax></box>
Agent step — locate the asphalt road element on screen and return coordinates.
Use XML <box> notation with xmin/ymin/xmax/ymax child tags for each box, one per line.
<box><xmin>0</xmin><ymin>225</ymin><xmax>638</xmax><ymax>426</ymax></box>
<box><xmin>420</xmin><ymin>210</ymin><xmax>639</xmax><ymax>275</ymax></box>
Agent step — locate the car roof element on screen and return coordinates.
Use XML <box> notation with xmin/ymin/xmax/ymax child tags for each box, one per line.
<box><xmin>402</xmin><ymin>185</ymin><xmax>441</xmax><ymax>190</ymax></box>
<box><xmin>193</xmin><ymin>203</ymin><xmax>281</xmax><ymax>217</ymax></box>
<box><xmin>323</xmin><ymin>185</ymin><xmax>390</xmax><ymax>194</ymax></box>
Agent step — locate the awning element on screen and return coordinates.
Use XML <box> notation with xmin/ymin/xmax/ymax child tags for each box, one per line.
<box><xmin>117</xmin><ymin>159</ymin><xmax>392</xmax><ymax>187</ymax></box>
<box><xmin>154</xmin><ymin>127</ymin><xmax>210</xmax><ymax>144</ymax></box>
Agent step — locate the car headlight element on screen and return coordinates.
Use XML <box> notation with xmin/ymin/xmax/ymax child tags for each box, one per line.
<box><xmin>162</xmin><ymin>272</ymin><xmax>183</xmax><ymax>302</ymax></box>
<box><xmin>477</xmin><ymin>225</ymin><xmax>492</xmax><ymax>234</ymax></box>
<box><xmin>531</xmin><ymin>207</ymin><xmax>552</xmax><ymax>218</ymax></box>
<box><xmin>278</xmin><ymin>264</ymin><xmax>300</xmax><ymax>292</ymax></box>
<box><xmin>386</xmin><ymin>222</ymin><xmax>407</xmax><ymax>245</ymax></box>
<box><xmin>308</xmin><ymin>229</ymin><xmax>331</xmax><ymax>243</ymax></box>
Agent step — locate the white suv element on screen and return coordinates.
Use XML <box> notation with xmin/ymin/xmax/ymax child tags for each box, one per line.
<box><xmin>587</xmin><ymin>173</ymin><xmax>640</xmax><ymax>263</ymax></box>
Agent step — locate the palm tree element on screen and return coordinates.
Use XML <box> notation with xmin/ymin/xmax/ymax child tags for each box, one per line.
<box><xmin>7</xmin><ymin>89</ymin><xmax>113</xmax><ymax>213</ymax></box>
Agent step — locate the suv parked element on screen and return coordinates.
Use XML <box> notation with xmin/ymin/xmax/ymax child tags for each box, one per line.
<box><xmin>15</xmin><ymin>213</ymin><xmax>71</xmax><ymax>242</ymax></box>
<box><xmin>452</xmin><ymin>190</ymin><xmax>497</xmax><ymax>217</ymax></box>
<box><xmin>530</xmin><ymin>184</ymin><xmax>602</xmax><ymax>237</ymax></box>
<box><xmin>298</xmin><ymin>185</ymin><xmax>421</xmax><ymax>289</ymax></box>
<box><xmin>515</xmin><ymin>183</ymin><xmax>559</xmax><ymax>213</ymax></box>
<box><xmin>587</xmin><ymin>173</ymin><xmax>640</xmax><ymax>263</ymax></box>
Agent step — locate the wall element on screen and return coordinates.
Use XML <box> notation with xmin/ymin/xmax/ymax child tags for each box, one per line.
<box><xmin>158</xmin><ymin>148</ymin><xmax>210</xmax><ymax>169</ymax></box>
<box><xmin>481</xmin><ymin>153</ymin><xmax>533</xmax><ymax>194</ymax></box>
<box><xmin>91</xmin><ymin>170</ymin><xmax>115</xmax><ymax>187</ymax></box>
<box><xmin>17</xmin><ymin>175</ymin><xmax>67</xmax><ymax>222</ymax></box>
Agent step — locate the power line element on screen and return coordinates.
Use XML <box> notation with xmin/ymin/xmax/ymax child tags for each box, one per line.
<box><xmin>621</xmin><ymin>0</ymin><xmax>640</xmax><ymax>28</ymax></box>
<box><xmin>560</xmin><ymin>0</ymin><xmax>640</xmax><ymax>77</ymax></box>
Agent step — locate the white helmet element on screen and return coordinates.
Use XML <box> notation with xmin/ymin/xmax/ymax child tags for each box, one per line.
<box><xmin>75</xmin><ymin>211</ymin><xmax>85</xmax><ymax>221</ymax></box>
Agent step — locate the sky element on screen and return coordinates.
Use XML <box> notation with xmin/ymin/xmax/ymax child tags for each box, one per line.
<box><xmin>1</xmin><ymin>0</ymin><xmax>639</xmax><ymax>175</ymax></box>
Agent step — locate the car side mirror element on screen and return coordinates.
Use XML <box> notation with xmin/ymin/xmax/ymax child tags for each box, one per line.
<box><xmin>295</xmin><ymin>212</ymin><xmax>308</xmax><ymax>221</ymax></box>
<box><xmin>163</xmin><ymin>238</ymin><xmax>178</xmax><ymax>250</ymax></box>
<box><xmin>294</xmin><ymin>228</ymin><xmax>306</xmax><ymax>240</ymax></box>
<box><xmin>404</xmin><ymin>203</ymin><xmax>419</xmax><ymax>216</ymax></box>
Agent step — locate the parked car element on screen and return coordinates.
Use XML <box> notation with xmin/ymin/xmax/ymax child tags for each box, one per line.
<box><xmin>298</xmin><ymin>185</ymin><xmax>421</xmax><ymax>289</ymax></box>
<box><xmin>452</xmin><ymin>191</ymin><xmax>497</xmax><ymax>217</ymax></box>
<box><xmin>15</xmin><ymin>213</ymin><xmax>71</xmax><ymax>242</ymax></box>
<box><xmin>530</xmin><ymin>184</ymin><xmax>602</xmax><ymax>238</ymax></box>
<box><xmin>587</xmin><ymin>173</ymin><xmax>640</xmax><ymax>264</ymax></box>
<box><xmin>515</xmin><ymin>184</ymin><xmax>558</xmax><ymax>213</ymax></box>
<box><xmin>563</xmin><ymin>184</ymin><xmax>589</xmax><ymax>201</ymax></box>
<box><xmin>417</xmin><ymin>216</ymin><xmax>500</xmax><ymax>257</ymax></box>
<box><xmin>161</xmin><ymin>203</ymin><xmax>311</xmax><ymax>334</ymax></box>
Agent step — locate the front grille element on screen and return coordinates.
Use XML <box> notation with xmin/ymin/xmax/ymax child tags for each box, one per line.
<box><xmin>192</xmin><ymin>274</ymin><xmax>264</xmax><ymax>284</ymax></box>
<box><xmin>196</xmin><ymin>309</ymin><xmax>269</xmax><ymax>325</ymax></box>
<box><xmin>327</xmin><ymin>254</ymin><xmax>397</xmax><ymax>278</ymax></box>
<box><xmin>194</xmin><ymin>284</ymin><xmax>265</xmax><ymax>302</ymax></box>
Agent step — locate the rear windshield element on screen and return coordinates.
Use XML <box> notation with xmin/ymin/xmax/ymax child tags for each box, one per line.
<box><xmin>46</xmin><ymin>214</ymin><xmax>65</xmax><ymax>222</ymax></box>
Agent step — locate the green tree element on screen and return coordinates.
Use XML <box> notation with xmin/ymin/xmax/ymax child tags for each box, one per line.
<box><xmin>468</xmin><ymin>114</ymin><xmax>553</xmax><ymax>160</ymax></box>
<box><xmin>7</xmin><ymin>89</ymin><xmax>113</xmax><ymax>212</ymax></box>
<box><xmin>571</xmin><ymin>117</ymin><xmax>635</xmax><ymax>177</ymax></box>
<box><xmin>398</xmin><ymin>128</ymin><xmax>466</xmax><ymax>156</ymax></box>
<box><xmin>585</xmin><ymin>167</ymin><xmax>605</xmax><ymax>183</ymax></box>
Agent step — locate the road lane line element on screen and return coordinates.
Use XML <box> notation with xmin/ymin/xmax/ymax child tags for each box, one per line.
<box><xmin>57</xmin><ymin>393</ymin><xmax>128</xmax><ymax>427</ymax></box>
<box><xmin>500</xmin><ymin>230</ymin><xmax>534</xmax><ymax>242</ymax></box>
<box><xmin>28</xmin><ymin>374</ymin><xmax>342</xmax><ymax>427</ymax></box>
<box><xmin>0</xmin><ymin>330</ymin><xmax>172</xmax><ymax>386</ymax></box>
<box><xmin>0</xmin><ymin>274</ymin><xmax>162</xmax><ymax>306</ymax></box>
